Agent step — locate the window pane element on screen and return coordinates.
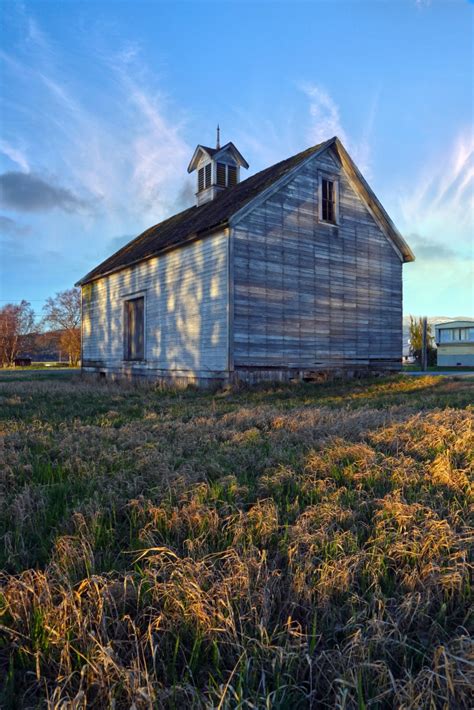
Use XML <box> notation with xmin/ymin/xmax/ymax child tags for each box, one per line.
<box><xmin>321</xmin><ymin>178</ymin><xmax>335</xmax><ymax>223</ymax></box>
<box><xmin>327</xmin><ymin>199</ymin><xmax>334</xmax><ymax>222</ymax></box>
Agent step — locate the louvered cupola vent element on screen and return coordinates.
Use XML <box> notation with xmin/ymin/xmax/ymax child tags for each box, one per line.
<box><xmin>187</xmin><ymin>128</ymin><xmax>249</xmax><ymax>206</ymax></box>
<box><xmin>216</xmin><ymin>162</ymin><xmax>226</xmax><ymax>187</ymax></box>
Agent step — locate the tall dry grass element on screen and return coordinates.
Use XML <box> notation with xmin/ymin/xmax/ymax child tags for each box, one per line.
<box><xmin>0</xmin><ymin>375</ymin><xmax>473</xmax><ymax>708</ymax></box>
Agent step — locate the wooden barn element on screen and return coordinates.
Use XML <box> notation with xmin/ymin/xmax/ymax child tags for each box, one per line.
<box><xmin>77</xmin><ymin>135</ymin><xmax>415</xmax><ymax>385</ymax></box>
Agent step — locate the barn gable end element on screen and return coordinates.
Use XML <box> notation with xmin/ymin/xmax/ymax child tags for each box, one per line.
<box><xmin>230</xmin><ymin>145</ymin><xmax>403</xmax><ymax>375</ymax></box>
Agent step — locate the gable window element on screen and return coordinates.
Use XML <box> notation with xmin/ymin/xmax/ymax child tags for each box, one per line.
<box><xmin>198</xmin><ymin>163</ymin><xmax>212</xmax><ymax>191</ymax></box>
<box><xmin>321</xmin><ymin>178</ymin><xmax>337</xmax><ymax>223</ymax></box>
<box><xmin>124</xmin><ymin>296</ymin><xmax>145</xmax><ymax>361</ymax></box>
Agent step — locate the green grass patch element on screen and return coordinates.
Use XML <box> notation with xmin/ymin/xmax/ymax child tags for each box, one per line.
<box><xmin>0</xmin><ymin>374</ymin><xmax>472</xmax><ymax>708</ymax></box>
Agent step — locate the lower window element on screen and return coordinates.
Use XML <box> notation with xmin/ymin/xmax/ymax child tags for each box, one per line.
<box><xmin>124</xmin><ymin>296</ymin><xmax>145</xmax><ymax>360</ymax></box>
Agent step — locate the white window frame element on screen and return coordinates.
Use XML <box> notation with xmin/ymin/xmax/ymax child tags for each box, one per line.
<box><xmin>123</xmin><ymin>290</ymin><xmax>147</xmax><ymax>362</ymax></box>
<box><xmin>318</xmin><ymin>173</ymin><xmax>339</xmax><ymax>226</ymax></box>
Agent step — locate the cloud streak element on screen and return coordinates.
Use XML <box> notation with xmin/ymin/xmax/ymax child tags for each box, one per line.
<box><xmin>1</xmin><ymin>8</ymin><xmax>194</xmax><ymax>228</ymax></box>
<box><xmin>300</xmin><ymin>83</ymin><xmax>348</xmax><ymax>145</ymax></box>
<box><xmin>398</xmin><ymin>129</ymin><xmax>474</xmax><ymax>252</ymax></box>
<box><xmin>299</xmin><ymin>82</ymin><xmax>377</xmax><ymax>176</ymax></box>
<box><xmin>399</xmin><ymin>130</ymin><xmax>474</xmax><ymax>316</ymax></box>
<box><xmin>0</xmin><ymin>140</ymin><xmax>30</xmax><ymax>171</ymax></box>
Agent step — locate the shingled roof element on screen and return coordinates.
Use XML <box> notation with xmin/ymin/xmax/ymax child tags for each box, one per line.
<box><xmin>77</xmin><ymin>137</ymin><xmax>413</xmax><ymax>285</ymax></box>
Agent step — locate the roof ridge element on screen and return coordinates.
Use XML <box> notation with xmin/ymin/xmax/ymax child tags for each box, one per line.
<box><xmin>76</xmin><ymin>138</ymin><xmax>347</xmax><ymax>285</ymax></box>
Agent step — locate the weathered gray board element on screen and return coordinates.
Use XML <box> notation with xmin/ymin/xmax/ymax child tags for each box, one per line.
<box><xmin>230</xmin><ymin>147</ymin><xmax>403</xmax><ymax>374</ymax></box>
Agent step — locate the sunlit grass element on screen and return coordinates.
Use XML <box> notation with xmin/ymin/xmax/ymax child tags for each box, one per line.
<box><xmin>0</xmin><ymin>374</ymin><xmax>473</xmax><ymax>708</ymax></box>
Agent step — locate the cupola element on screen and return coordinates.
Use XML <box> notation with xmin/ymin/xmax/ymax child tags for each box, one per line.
<box><xmin>187</xmin><ymin>127</ymin><xmax>249</xmax><ymax>206</ymax></box>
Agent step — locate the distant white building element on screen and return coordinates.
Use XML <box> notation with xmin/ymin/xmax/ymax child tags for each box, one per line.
<box><xmin>435</xmin><ymin>320</ymin><xmax>474</xmax><ymax>367</ymax></box>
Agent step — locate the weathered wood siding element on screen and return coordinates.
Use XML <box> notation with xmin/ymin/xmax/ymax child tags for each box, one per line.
<box><xmin>230</xmin><ymin>147</ymin><xmax>403</xmax><ymax>371</ymax></box>
<box><xmin>81</xmin><ymin>230</ymin><xmax>229</xmax><ymax>382</ymax></box>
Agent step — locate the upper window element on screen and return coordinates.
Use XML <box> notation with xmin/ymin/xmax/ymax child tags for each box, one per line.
<box><xmin>321</xmin><ymin>178</ymin><xmax>337</xmax><ymax>223</ymax></box>
<box><xmin>439</xmin><ymin>327</ymin><xmax>474</xmax><ymax>343</ymax></box>
<box><xmin>124</xmin><ymin>296</ymin><xmax>145</xmax><ymax>361</ymax></box>
<box><xmin>439</xmin><ymin>329</ymin><xmax>453</xmax><ymax>343</ymax></box>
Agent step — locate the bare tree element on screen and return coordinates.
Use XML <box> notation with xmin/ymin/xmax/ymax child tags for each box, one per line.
<box><xmin>43</xmin><ymin>288</ymin><xmax>81</xmax><ymax>365</ymax></box>
<box><xmin>0</xmin><ymin>301</ymin><xmax>36</xmax><ymax>367</ymax></box>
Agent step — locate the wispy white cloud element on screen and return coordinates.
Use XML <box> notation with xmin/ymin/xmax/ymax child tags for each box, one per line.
<box><xmin>0</xmin><ymin>6</ymin><xmax>198</xmax><ymax>297</ymax></box>
<box><xmin>125</xmin><ymin>82</ymin><xmax>191</xmax><ymax>213</ymax></box>
<box><xmin>2</xmin><ymin>17</ymin><xmax>194</xmax><ymax>228</ymax></box>
<box><xmin>299</xmin><ymin>82</ymin><xmax>377</xmax><ymax>176</ymax></box>
<box><xmin>26</xmin><ymin>16</ymin><xmax>49</xmax><ymax>50</ymax></box>
<box><xmin>398</xmin><ymin>129</ymin><xmax>474</xmax><ymax>249</ymax></box>
<box><xmin>400</xmin><ymin>130</ymin><xmax>474</xmax><ymax>316</ymax></box>
<box><xmin>232</xmin><ymin>82</ymin><xmax>377</xmax><ymax>180</ymax></box>
<box><xmin>0</xmin><ymin>139</ymin><xmax>29</xmax><ymax>171</ymax></box>
<box><xmin>300</xmin><ymin>82</ymin><xmax>348</xmax><ymax>145</ymax></box>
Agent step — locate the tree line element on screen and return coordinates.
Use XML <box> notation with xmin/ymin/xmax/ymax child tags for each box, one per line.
<box><xmin>0</xmin><ymin>288</ymin><xmax>81</xmax><ymax>367</ymax></box>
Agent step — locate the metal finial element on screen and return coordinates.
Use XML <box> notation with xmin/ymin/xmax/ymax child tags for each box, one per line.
<box><xmin>216</xmin><ymin>124</ymin><xmax>220</xmax><ymax>149</ymax></box>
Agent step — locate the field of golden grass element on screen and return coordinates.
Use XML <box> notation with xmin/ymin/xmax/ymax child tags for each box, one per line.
<box><xmin>0</xmin><ymin>373</ymin><xmax>473</xmax><ymax>708</ymax></box>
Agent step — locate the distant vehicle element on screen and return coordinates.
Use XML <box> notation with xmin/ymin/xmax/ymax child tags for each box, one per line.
<box><xmin>435</xmin><ymin>320</ymin><xmax>474</xmax><ymax>367</ymax></box>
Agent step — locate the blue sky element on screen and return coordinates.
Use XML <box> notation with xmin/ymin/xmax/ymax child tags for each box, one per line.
<box><xmin>0</xmin><ymin>0</ymin><xmax>472</xmax><ymax>318</ymax></box>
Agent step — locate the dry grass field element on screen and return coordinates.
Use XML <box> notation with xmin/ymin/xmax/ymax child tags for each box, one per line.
<box><xmin>0</xmin><ymin>373</ymin><xmax>473</xmax><ymax>708</ymax></box>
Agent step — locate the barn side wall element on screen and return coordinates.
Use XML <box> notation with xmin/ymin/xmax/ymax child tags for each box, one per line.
<box><xmin>81</xmin><ymin>230</ymin><xmax>229</xmax><ymax>385</ymax></box>
<box><xmin>230</xmin><ymin>147</ymin><xmax>403</xmax><ymax>376</ymax></box>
